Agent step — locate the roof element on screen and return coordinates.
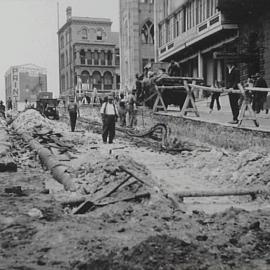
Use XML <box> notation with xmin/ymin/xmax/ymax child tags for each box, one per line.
<box><xmin>58</xmin><ymin>16</ymin><xmax>112</xmax><ymax>34</ymax></box>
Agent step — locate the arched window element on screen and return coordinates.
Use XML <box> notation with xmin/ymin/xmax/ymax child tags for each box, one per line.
<box><xmin>80</xmin><ymin>49</ymin><xmax>86</xmax><ymax>65</ymax></box>
<box><xmin>92</xmin><ymin>71</ymin><xmax>102</xmax><ymax>90</ymax></box>
<box><xmin>104</xmin><ymin>71</ymin><xmax>113</xmax><ymax>90</ymax></box>
<box><xmin>141</xmin><ymin>20</ymin><xmax>154</xmax><ymax>44</ymax></box>
<box><xmin>81</xmin><ymin>70</ymin><xmax>90</xmax><ymax>91</ymax></box>
<box><xmin>81</xmin><ymin>70</ymin><xmax>90</xmax><ymax>84</ymax></box>
<box><xmin>81</xmin><ymin>28</ymin><xmax>88</xmax><ymax>40</ymax></box>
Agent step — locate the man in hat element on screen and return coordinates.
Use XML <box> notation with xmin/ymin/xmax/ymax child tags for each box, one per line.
<box><xmin>100</xmin><ymin>95</ymin><xmax>118</xmax><ymax>144</ymax></box>
<box><xmin>67</xmin><ymin>97</ymin><xmax>79</xmax><ymax>132</ymax></box>
<box><xmin>225</xmin><ymin>61</ymin><xmax>241</xmax><ymax>124</ymax></box>
<box><xmin>252</xmin><ymin>72</ymin><xmax>268</xmax><ymax>113</ymax></box>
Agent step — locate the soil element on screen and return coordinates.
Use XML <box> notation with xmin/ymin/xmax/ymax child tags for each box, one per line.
<box><xmin>1</xmin><ymin>109</ymin><xmax>270</xmax><ymax>270</ymax></box>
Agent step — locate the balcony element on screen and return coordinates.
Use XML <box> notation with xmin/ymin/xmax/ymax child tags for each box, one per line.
<box><xmin>159</xmin><ymin>12</ymin><xmax>238</xmax><ymax>61</ymax></box>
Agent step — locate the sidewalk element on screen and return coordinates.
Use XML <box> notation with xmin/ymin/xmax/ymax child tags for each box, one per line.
<box><xmin>158</xmin><ymin>94</ymin><xmax>270</xmax><ymax>132</ymax></box>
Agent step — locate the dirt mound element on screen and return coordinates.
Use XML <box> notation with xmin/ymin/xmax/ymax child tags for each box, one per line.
<box><xmin>12</xmin><ymin>109</ymin><xmax>54</xmax><ymax>134</ymax></box>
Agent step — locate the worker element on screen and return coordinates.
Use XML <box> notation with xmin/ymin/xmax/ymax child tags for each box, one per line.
<box><xmin>225</xmin><ymin>61</ymin><xmax>241</xmax><ymax>124</ymax></box>
<box><xmin>7</xmin><ymin>97</ymin><xmax>12</xmax><ymax>110</ymax></box>
<box><xmin>100</xmin><ymin>95</ymin><xmax>118</xmax><ymax>144</ymax></box>
<box><xmin>126</xmin><ymin>89</ymin><xmax>137</xmax><ymax>128</ymax></box>
<box><xmin>67</xmin><ymin>97</ymin><xmax>80</xmax><ymax>132</ymax></box>
<box><xmin>118</xmin><ymin>93</ymin><xmax>126</xmax><ymax>127</ymax></box>
<box><xmin>0</xmin><ymin>101</ymin><xmax>5</xmax><ymax>119</ymax></box>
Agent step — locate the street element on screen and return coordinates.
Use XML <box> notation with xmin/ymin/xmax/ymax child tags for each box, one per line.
<box><xmin>1</xmin><ymin>108</ymin><xmax>270</xmax><ymax>269</ymax></box>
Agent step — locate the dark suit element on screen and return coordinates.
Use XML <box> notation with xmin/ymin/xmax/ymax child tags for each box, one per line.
<box><xmin>225</xmin><ymin>66</ymin><xmax>241</xmax><ymax>121</ymax></box>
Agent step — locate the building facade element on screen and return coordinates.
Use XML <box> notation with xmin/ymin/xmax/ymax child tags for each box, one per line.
<box><xmin>156</xmin><ymin>0</ymin><xmax>270</xmax><ymax>87</ymax></box>
<box><xmin>5</xmin><ymin>64</ymin><xmax>47</xmax><ymax>110</ymax></box>
<box><xmin>119</xmin><ymin>0</ymin><xmax>155</xmax><ymax>90</ymax></box>
<box><xmin>58</xmin><ymin>7</ymin><xmax>120</xmax><ymax>99</ymax></box>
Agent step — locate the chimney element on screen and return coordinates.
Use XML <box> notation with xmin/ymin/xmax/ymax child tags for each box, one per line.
<box><xmin>66</xmin><ymin>6</ymin><xmax>72</xmax><ymax>21</ymax></box>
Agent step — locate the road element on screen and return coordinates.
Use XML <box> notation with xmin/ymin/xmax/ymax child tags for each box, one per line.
<box><xmin>1</xmin><ymin>109</ymin><xmax>270</xmax><ymax>269</ymax></box>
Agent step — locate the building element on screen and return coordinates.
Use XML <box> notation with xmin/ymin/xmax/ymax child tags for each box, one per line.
<box><xmin>5</xmin><ymin>64</ymin><xmax>47</xmax><ymax>110</ymax></box>
<box><xmin>119</xmin><ymin>0</ymin><xmax>156</xmax><ymax>90</ymax></box>
<box><xmin>57</xmin><ymin>7</ymin><xmax>120</xmax><ymax>99</ymax></box>
<box><xmin>155</xmin><ymin>0</ymin><xmax>270</xmax><ymax>87</ymax></box>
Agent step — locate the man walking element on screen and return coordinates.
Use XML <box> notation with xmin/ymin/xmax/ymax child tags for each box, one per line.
<box><xmin>100</xmin><ymin>95</ymin><xmax>118</xmax><ymax>144</ymax></box>
<box><xmin>67</xmin><ymin>97</ymin><xmax>79</xmax><ymax>132</ymax></box>
<box><xmin>225</xmin><ymin>61</ymin><xmax>241</xmax><ymax>124</ymax></box>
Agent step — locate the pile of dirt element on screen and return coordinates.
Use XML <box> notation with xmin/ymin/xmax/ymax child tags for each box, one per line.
<box><xmin>12</xmin><ymin>109</ymin><xmax>55</xmax><ymax>134</ymax></box>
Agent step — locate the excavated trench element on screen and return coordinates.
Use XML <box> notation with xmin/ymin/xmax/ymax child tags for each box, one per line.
<box><xmin>1</xmin><ymin>110</ymin><xmax>270</xmax><ymax>270</ymax></box>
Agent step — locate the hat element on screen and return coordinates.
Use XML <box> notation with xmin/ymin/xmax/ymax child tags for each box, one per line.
<box><xmin>108</xmin><ymin>95</ymin><xmax>113</xmax><ymax>100</ymax></box>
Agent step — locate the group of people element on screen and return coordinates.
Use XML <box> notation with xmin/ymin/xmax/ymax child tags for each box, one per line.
<box><xmin>208</xmin><ymin>61</ymin><xmax>269</xmax><ymax>124</ymax></box>
<box><xmin>67</xmin><ymin>89</ymin><xmax>139</xmax><ymax>144</ymax></box>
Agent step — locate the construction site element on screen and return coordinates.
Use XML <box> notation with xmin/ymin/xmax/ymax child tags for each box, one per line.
<box><xmin>1</xmin><ymin>87</ymin><xmax>270</xmax><ymax>269</ymax></box>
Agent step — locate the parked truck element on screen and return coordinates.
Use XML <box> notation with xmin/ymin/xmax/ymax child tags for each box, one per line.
<box><xmin>36</xmin><ymin>92</ymin><xmax>60</xmax><ymax>120</ymax></box>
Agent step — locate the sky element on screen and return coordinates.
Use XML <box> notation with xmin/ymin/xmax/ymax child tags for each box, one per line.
<box><xmin>0</xmin><ymin>0</ymin><xmax>119</xmax><ymax>101</ymax></box>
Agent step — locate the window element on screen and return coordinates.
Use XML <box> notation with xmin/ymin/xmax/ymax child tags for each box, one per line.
<box><xmin>107</xmin><ymin>51</ymin><xmax>112</xmax><ymax>66</ymax></box>
<box><xmin>141</xmin><ymin>20</ymin><xmax>154</xmax><ymax>44</ymax></box>
<box><xmin>100</xmin><ymin>50</ymin><xmax>105</xmax><ymax>65</ymax></box>
<box><xmin>60</xmin><ymin>53</ymin><xmax>65</xmax><ymax>69</ymax></box>
<box><xmin>81</xmin><ymin>70</ymin><xmax>90</xmax><ymax>84</ymax></box>
<box><xmin>86</xmin><ymin>50</ymin><xmax>92</xmax><ymax>65</ymax></box>
<box><xmin>97</xmin><ymin>30</ymin><xmax>102</xmax><ymax>40</ymax></box>
<box><xmin>82</xmin><ymin>28</ymin><xmax>88</xmax><ymax>40</ymax></box>
<box><xmin>92</xmin><ymin>71</ymin><xmax>102</xmax><ymax>90</ymax></box>
<box><xmin>80</xmin><ymin>50</ymin><xmax>86</xmax><ymax>65</ymax></box>
<box><xmin>66</xmin><ymin>50</ymin><xmax>68</xmax><ymax>66</ymax></box>
<box><xmin>104</xmin><ymin>72</ymin><xmax>113</xmax><ymax>90</ymax></box>
<box><xmin>60</xmin><ymin>35</ymin><xmax>64</xmax><ymax>48</ymax></box>
<box><xmin>94</xmin><ymin>50</ymin><xmax>99</xmax><ymax>65</ymax></box>
<box><xmin>115</xmin><ymin>48</ymin><xmax>120</xmax><ymax>66</ymax></box>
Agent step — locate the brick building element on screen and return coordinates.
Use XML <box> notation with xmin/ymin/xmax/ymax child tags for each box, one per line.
<box><xmin>58</xmin><ymin>7</ymin><xmax>120</xmax><ymax>99</ymax></box>
<box><xmin>5</xmin><ymin>64</ymin><xmax>47</xmax><ymax>110</ymax></box>
<box><xmin>119</xmin><ymin>0</ymin><xmax>155</xmax><ymax>90</ymax></box>
<box><xmin>155</xmin><ymin>0</ymin><xmax>270</xmax><ymax>87</ymax></box>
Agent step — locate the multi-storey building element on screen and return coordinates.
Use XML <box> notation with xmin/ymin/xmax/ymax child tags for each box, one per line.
<box><xmin>156</xmin><ymin>0</ymin><xmax>270</xmax><ymax>86</ymax></box>
<box><xmin>58</xmin><ymin>7</ymin><xmax>120</xmax><ymax>99</ymax></box>
<box><xmin>119</xmin><ymin>0</ymin><xmax>156</xmax><ymax>90</ymax></box>
<box><xmin>5</xmin><ymin>64</ymin><xmax>47</xmax><ymax>110</ymax></box>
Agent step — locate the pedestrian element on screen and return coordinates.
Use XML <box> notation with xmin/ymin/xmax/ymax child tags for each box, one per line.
<box><xmin>100</xmin><ymin>95</ymin><xmax>118</xmax><ymax>144</ymax></box>
<box><xmin>7</xmin><ymin>97</ymin><xmax>12</xmax><ymax>110</ymax></box>
<box><xmin>126</xmin><ymin>89</ymin><xmax>137</xmax><ymax>128</ymax></box>
<box><xmin>0</xmin><ymin>101</ymin><xmax>6</xmax><ymax>119</ymax></box>
<box><xmin>252</xmin><ymin>72</ymin><xmax>268</xmax><ymax>114</ymax></box>
<box><xmin>209</xmin><ymin>81</ymin><xmax>221</xmax><ymax>113</ymax></box>
<box><xmin>225</xmin><ymin>61</ymin><xmax>241</xmax><ymax>124</ymax></box>
<box><xmin>118</xmin><ymin>93</ymin><xmax>126</xmax><ymax>127</ymax></box>
<box><xmin>67</xmin><ymin>97</ymin><xmax>79</xmax><ymax>132</ymax></box>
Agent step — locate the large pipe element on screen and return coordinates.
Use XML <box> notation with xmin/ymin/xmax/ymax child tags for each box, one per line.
<box><xmin>20</xmin><ymin>132</ymin><xmax>76</xmax><ymax>192</ymax></box>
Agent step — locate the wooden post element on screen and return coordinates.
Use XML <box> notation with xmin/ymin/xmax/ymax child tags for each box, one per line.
<box><xmin>237</xmin><ymin>83</ymin><xmax>259</xmax><ymax>127</ymax></box>
<box><xmin>152</xmin><ymin>85</ymin><xmax>167</xmax><ymax>113</ymax></box>
<box><xmin>181</xmin><ymin>80</ymin><xmax>200</xmax><ymax>117</ymax></box>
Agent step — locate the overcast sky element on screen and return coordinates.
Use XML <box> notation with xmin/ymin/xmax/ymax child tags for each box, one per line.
<box><xmin>0</xmin><ymin>0</ymin><xmax>119</xmax><ymax>101</ymax></box>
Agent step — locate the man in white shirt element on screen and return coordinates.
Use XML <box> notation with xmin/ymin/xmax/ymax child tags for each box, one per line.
<box><xmin>100</xmin><ymin>95</ymin><xmax>118</xmax><ymax>144</ymax></box>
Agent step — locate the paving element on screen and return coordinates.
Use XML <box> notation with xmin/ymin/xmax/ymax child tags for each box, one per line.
<box><xmin>157</xmin><ymin>94</ymin><xmax>270</xmax><ymax>132</ymax></box>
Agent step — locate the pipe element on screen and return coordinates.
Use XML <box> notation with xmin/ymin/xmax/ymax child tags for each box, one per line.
<box><xmin>20</xmin><ymin>132</ymin><xmax>76</xmax><ymax>192</ymax></box>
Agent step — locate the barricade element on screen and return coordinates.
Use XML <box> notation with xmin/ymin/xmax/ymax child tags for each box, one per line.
<box><xmin>149</xmin><ymin>76</ymin><xmax>270</xmax><ymax>128</ymax></box>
